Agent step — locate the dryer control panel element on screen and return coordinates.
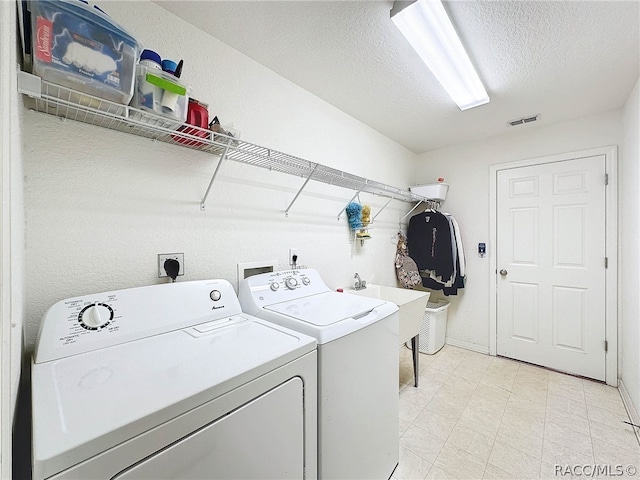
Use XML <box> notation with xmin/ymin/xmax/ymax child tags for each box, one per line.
<box><xmin>34</xmin><ymin>279</ymin><xmax>243</xmax><ymax>364</ymax></box>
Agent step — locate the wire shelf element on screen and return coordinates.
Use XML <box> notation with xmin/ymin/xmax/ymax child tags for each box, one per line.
<box><xmin>18</xmin><ymin>71</ymin><xmax>428</xmax><ymax>212</ymax></box>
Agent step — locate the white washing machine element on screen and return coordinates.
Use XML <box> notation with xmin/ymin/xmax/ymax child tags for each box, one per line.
<box><xmin>31</xmin><ymin>279</ymin><xmax>317</xmax><ymax>480</ymax></box>
<box><xmin>238</xmin><ymin>268</ymin><xmax>399</xmax><ymax>480</ymax></box>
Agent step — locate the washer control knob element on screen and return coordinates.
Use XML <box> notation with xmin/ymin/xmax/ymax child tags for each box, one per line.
<box><xmin>302</xmin><ymin>277</ymin><xmax>310</xmax><ymax>285</ymax></box>
<box><xmin>79</xmin><ymin>304</ymin><xmax>112</xmax><ymax>329</ymax></box>
<box><xmin>285</xmin><ymin>277</ymin><xmax>298</xmax><ymax>289</ymax></box>
<box><xmin>210</xmin><ymin>290</ymin><xmax>221</xmax><ymax>301</ymax></box>
<box><xmin>270</xmin><ymin>282</ymin><xmax>280</xmax><ymax>291</ymax></box>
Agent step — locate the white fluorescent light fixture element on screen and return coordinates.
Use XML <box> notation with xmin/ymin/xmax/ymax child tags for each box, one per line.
<box><xmin>391</xmin><ymin>0</ymin><xmax>489</xmax><ymax>110</ymax></box>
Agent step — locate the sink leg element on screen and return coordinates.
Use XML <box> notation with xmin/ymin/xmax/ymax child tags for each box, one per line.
<box><xmin>411</xmin><ymin>334</ymin><xmax>419</xmax><ymax>387</ymax></box>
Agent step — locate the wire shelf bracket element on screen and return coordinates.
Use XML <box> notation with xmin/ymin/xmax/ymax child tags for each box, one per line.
<box><xmin>200</xmin><ymin>139</ymin><xmax>232</xmax><ymax>211</ymax></box>
<box><xmin>372</xmin><ymin>197</ymin><xmax>395</xmax><ymax>223</ymax></box>
<box><xmin>399</xmin><ymin>201</ymin><xmax>424</xmax><ymax>225</ymax></box>
<box><xmin>285</xmin><ymin>164</ymin><xmax>319</xmax><ymax>217</ymax></box>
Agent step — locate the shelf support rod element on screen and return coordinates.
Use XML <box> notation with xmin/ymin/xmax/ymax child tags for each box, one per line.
<box><xmin>337</xmin><ymin>190</ymin><xmax>363</xmax><ymax>221</ymax></box>
<box><xmin>372</xmin><ymin>197</ymin><xmax>394</xmax><ymax>223</ymax></box>
<box><xmin>200</xmin><ymin>140</ymin><xmax>232</xmax><ymax>211</ymax></box>
<box><xmin>285</xmin><ymin>165</ymin><xmax>319</xmax><ymax>217</ymax></box>
<box><xmin>398</xmin><ymin>201</ymin><xmax>424</xmax><ymax>225</ymax></box>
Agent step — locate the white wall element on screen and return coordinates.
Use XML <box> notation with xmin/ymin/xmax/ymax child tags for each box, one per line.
<box><xmin>22</xmin><ymin>1</ymin><xmax>416</xmax><ymax>351</ymax></box>
<box><xmin>620</xmin><ymin>76</ymin><xmax>640</xmax><ymax>419</ymax></box>
<box><xmin>415</xmin><ymin>110</ymin><xmax>623</xmax><ymax>351</ymax></box>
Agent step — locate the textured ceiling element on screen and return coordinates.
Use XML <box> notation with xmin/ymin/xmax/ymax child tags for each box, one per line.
<box><xmin>155</xmin><ymin>0</ymin><xmax>640</xmax><ymax>154</ymax></box>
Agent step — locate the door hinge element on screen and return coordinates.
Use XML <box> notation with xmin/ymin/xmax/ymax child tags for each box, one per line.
<box><xmin>605</xmin><ymin>173</ymin><xmax>609</xmax><ymax>185</ymax></box>
<box><xmin>605</xmin><ymin>257</ymin><xmax>609</xmax><ymax>268</ymax></box>
<box><xmin>605</xmin><ymin>340</ymin><xmax>608</xmax><ymax>352</ymax></box>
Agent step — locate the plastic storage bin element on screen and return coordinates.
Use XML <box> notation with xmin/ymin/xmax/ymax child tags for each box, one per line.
<box><xmin>131</xmin><ymin>65</ymin><xmax>188</xmax><ymax>123</ymax></box>
<box><xmin>410</xmin><ymin>183</ymin><xmax>449</xmax><ymax>202</ymax></box>
<box><xmin>416</xmin><ymin>299</ymin><xmax>450</xmax><ymax>354</ymax></box>
<box><xmin>31</xmin><ymin>0</ymin><xmax>140</xmax><ymax>104</ymax></box>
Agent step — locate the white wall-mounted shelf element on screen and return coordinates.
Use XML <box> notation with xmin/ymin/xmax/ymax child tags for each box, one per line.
<box><xmin>18</xmin><ymin>71</ymin><xmax>430</xmax><ymax>216</ymax></box>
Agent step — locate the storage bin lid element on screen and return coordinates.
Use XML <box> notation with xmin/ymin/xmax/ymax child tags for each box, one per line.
<box><xmin>37</xmin><ymin>0</ymin><xmax>140</xmax><ymax>49</ymax></box>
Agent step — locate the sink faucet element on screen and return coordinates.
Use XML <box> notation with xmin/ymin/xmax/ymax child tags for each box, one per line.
<box><xmin>353</xmin><ymin>273</ymin><xmax>367</xmax><ymax>290</ymax></box>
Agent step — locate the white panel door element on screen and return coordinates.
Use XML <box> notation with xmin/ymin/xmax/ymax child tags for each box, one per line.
<box><xmin>496</xmin><ymin>155</ymin><xmax>607</xmax><ymax>381</ymax></box>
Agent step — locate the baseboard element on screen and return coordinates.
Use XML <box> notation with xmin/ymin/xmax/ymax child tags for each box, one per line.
<box><xmin>618</xmin><ymin>378</ymin><xmax>640</xmax><ymax>446</ymax></box>
<box><xmin>445</xmin><ymin>337</ymin><xmax>490</xmax><ymax>355</ymax></box>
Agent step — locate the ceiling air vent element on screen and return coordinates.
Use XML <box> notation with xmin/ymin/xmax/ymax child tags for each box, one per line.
<box><xmin>508</xmin><ymin>114</ymin><xmax>540</xmax><ymax>127</ymax></box>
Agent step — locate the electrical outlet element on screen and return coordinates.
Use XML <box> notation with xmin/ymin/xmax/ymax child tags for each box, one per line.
<box><xmin>289</xmin><ymin>248</ymin><xmax>298</xmax><ymax>266</ymax></box>
<box><xmin>158</xmin><ymin>253</ymin><xmax>184</xmax><ymax>278</ymax></box>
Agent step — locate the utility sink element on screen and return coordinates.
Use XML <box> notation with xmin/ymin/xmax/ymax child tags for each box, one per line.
<box><xmin>348</xmin><ymin>285</ymin><xmax>429</xmax><ymax>387</ymax></box>
<box><xmin>349</xmin><ymin>285</ymin><xmax>430</xmax><ymax>344</ymax></box>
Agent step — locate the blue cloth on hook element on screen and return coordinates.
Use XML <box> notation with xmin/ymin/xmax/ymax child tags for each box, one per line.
<box><xmin>346</xmin><ymin>202</ymin><xmax>363</xmax><ymax>229</ymax></box>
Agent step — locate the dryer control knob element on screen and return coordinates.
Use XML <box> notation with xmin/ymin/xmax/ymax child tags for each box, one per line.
<box><xmin>79</xmin><ymin>304</ymin><xmax>112</xmax><ymax>329</ymax></box>
<box><xmin>285</xmin><ymin>277</ymin><xmax>298</xmax><ymax>289</ymax></box>
<box><xmin>270</xmin><ymin>282</ymin><xmax>280</xmax><ymax>291</ymax></box>
<box><xmin>302</xmin><ymin>277</ymin><xmax>310</xmax><ymax>285</ymax></box>
<box><xmin>210</xmin><ymin>290</ymin><xmax>222</xmax><ymax>301</ymax></box>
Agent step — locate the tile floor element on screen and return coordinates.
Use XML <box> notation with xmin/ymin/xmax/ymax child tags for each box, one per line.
<box><xmin>394</xmin><ymin>345</ymin><xmax>640</xmax><ymax>480</ymax></box>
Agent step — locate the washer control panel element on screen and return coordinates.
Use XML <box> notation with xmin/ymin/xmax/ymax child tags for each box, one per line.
<box><xmin>267</xmin><ymin>270</ymin><xmax>313</xmax><ymax>293</ymax></box>
<box><xmin>34</xmin><ymin>279</ymin><xmax>242</xmax><ymax>364</ymax></box>
<box><xmin>238</xmin><ymin>268</ymin><xmax>331</xmax><ymax>309</ymax></box>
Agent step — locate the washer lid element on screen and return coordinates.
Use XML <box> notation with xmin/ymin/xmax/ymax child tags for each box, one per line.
<box><xmin>31</xmin><ymin>315</ymin><xmax>316</xmax><ymax>480</ymax></box>
<box><xmin>264</xmin><ymin>291</ymin><xmax>387</xmax><ymax>325</ymax></box>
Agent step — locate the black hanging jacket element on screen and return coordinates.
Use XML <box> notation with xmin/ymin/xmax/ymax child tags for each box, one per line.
<box><xmin>407</xmin><ymin>211</ymin><xmax>455</xmax><ymax>283</ymax></box>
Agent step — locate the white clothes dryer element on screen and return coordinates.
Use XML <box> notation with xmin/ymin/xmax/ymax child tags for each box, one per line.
<box><xmin>31</xmin><ymin>279</ymin><xmax>317</xmax><ymax>480</ymax></box>
<box><xmin>238</xmin><ymin>268</ymin><xmax>399</xmax><ymax>480</ymax></box>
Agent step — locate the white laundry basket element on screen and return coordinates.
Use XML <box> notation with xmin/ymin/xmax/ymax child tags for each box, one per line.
<box><xmin>417</xmin><ymin>299</ymin><xmax>450</xmax><ymax>354</ymax></box>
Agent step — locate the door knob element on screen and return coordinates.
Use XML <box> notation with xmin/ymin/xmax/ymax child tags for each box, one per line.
<box><xmin>499</xmin><ymin>269</ymin><xmax>508</xmax><ymax>276</ymax></box>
